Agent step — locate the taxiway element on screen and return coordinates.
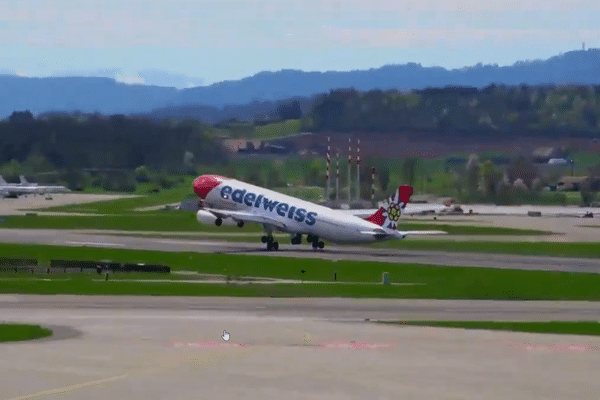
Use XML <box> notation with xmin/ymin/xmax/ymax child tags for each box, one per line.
<box><xmin>1</xmin><ymin>296</ymin><xmax>600</xmax><ymax>400</ymax></box>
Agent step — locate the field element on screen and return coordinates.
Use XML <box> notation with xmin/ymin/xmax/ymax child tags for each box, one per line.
<box><xmin>37</xmin><ymin>179</ymin><xmax>195</xmax><ymax>214</ymax></box>
<box><xmin>0</xmin><ymin>323</ymin><xmax>53</xmax><ymax>342</ymax></box>
<box><xmin>253</xmin><ymin>119</ymin><xmax>302</xmax><ymax>140</ymax></box>
<box><xmin>2</xmin><ymin>243</ymin><xmax>600</xmax><ymax>300</ymax></box>
<box><xmin>378</xmin><ymin>321</ymin><xmax>600</xmax><ymax>336</ymax></box>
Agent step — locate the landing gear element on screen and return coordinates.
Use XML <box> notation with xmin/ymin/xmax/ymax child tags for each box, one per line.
<box><xmin>262</xmin><ymin>235</ymin><xmax>279</xmax><ymax>251</ymax></box>
<box><xmin>215</xmin><ymin>218</ymin><xmax>222</xmax><ymax>226</ymax></box>
<box><xmin>312</xmin><ymin>240</ymin><xmax>324</xmax><ymax>249</ymax></box>
<box><xmin>307</xmin><ymin>234</ymin><xmax>324</xmax><ymax>249</ymax></box>
<box><xmin>237</xmin><ymin>221</ymin><xmax>244</xmax><ymax>228</ymax></box>
<box><xmin>291</xmin><ymin>234</ymin><xmax>302</xmax><ymax>245</ymax></box>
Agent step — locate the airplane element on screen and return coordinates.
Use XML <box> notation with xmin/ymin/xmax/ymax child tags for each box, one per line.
<box><xmin>0</xmin><ymin>175</ymin><xmax>70</xmax><ymax>197</ymax></box>
<box><xmin>193</xmin><ymin>175</ymin><xmax>446</xmax><ymax>250</ymax></box>
<box><xmin>19</xmin><ymin>176</ymin><xmax>38</xmax><ymax>187</ymax></box>
<box><xmin>0</xmin><ymin>175</ymin><xmax>40</xmax><ymax>197</ymax></box>
<box><xmin>19</xmin><ymin>176</ymin><xmax>69</xmax><ymax>194</ymax></box>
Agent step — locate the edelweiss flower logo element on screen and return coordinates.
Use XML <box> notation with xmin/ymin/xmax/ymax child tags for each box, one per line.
<box><xmin>387</xmin><ymin>203</ymin><xmax>401</xmax><ymax>221</ymax></box>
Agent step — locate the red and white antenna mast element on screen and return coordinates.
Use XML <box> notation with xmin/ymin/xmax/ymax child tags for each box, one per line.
<box><xmin>371</xmin><ymin>166</ymin><xmax>376</xmax><ymax>205</ymax></box>
<box><xmin>356</xmin><ymin>139</ymin><xmax>360</xmax><ymax>201</ymax></box>
<box><xmin>347</xmin><ymin>137</ymin><xmax>352</xmax><ymax>203</ymax></box>
<box><xmin>326</xmin><ymin>136</ymin><xmax>331</xmax><ymax>200</ymax></box>
<box><xmin>335</xmin><ymin>148</ymin><xmax>340</xmax><ymax>201</ymax></box>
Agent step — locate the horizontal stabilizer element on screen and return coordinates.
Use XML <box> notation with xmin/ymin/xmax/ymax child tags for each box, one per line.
<box><xmin>397</xmin><ymin>230</ymin><xmax>448</xmax><ymax>236</ymax></box>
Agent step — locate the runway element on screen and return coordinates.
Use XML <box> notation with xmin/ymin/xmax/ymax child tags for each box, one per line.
<box><xmin>1</xmin><ymin>228</ymin><xmax>600</xmax><ymax>273</ymax></box>
<box><xmin>4</xmin><ymin>295</ymin><xmax>600</xmax><ymax>321</ymax></box>
<box><xmin>2</xmin><ymin>296</ymin><xmax>600</xmax><ymax>400</ymax></box>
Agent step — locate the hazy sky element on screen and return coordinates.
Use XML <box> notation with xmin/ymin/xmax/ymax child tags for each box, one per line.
<box><xmin>1</xmin><ymin>0</ymin><xmax>599</xmax><ymax>88</ymax></box>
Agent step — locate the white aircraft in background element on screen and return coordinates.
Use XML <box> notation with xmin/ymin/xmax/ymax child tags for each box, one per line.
<box><xmin>20</xmin><ymin>176</ymin><xmax>69</xmax><ymax>193</ymax></box>
<box><xmin>193</xmin><ymin>175</ymin><xmax>446</xmax><ymax>250</ymax></box>
<box><xmin>0</xmin><ymin>175</ymin><xmax>70</xmax><ymax>197</ymax></box>
<box><xmin>0</xmin><ymin>175</ymin><xmax>39</xmax><ymax>197</ymax></box>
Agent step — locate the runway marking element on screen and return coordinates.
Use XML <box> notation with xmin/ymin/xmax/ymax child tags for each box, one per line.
<box><xmin>156</xmin><ymin>239</ymin><xmax>228</xmax><ymax>246</ymax></box>
<box><xmin>34</xmin><ymin>315</ymin><xmax>307</xmax><ymax>322</ymax></box>
<box><xmin>65</xmin><ymin>241</ymin><xmax>125</xmax><ymax>247</ymax></box>
<box><xmin>5</xmin><ymin>373</ymin><xmax>129</xmax><ymax>400</ymax></box>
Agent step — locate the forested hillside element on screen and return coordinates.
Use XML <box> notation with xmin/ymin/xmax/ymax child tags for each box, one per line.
<box><xmin>302</xmin><ymin>85</ymin><xmax>600</xmax><ymax>139</ymax></box>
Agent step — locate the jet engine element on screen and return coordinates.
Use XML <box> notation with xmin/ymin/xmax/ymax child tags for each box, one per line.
<box><xmin>196</xmin><ymin>210</ymin><xmax>236</xmax><ymax>226</ymax></box>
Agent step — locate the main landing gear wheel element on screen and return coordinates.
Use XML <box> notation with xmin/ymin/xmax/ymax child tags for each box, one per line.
<box><xmin>262</xmin><ymin>235</ymin><xmax>278</xmax><ymax>251</ymax></box>
<box><xmin>215</xmin><ymin>218</ymin><xmax>222</xmax><ymax>226</ymax></box>
<box><xmin>291</xmin><ymin>234</ymin><xmax>302</xmax><ymax>245</ymax></box>
<box><xmin>237</xmin><ymin>221</ymin><xmax>244</xmax><ymax>228</ymax></box>
<box><xmin>312</xmin><ymin>240</ymin><xmax>324</xmax><ymax>249</ymax></box>
<box><xmin>266</xmin><ymin>240</ymin><xmax>279</xmax><ymax>251</ymax></box>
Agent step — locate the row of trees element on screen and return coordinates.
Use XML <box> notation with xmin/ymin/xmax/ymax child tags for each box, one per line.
<box><xmin>301</xmin><ymin>85</ymin><xmax>600</xmax><ymax>137</ymax></box>
<box><xmin>453</xmin><ymin>154</ymin><xmax>599</xmax><ymax>206</ymax></box>
<box><xmin>1</xmin><ymin>112</ymin><xmax>227</xmax><ymax>172</ymax></box>
<box><xmin>0</xmin><ymin>112</ymin><xmax>229</xmax><ymax>191</ymax></box>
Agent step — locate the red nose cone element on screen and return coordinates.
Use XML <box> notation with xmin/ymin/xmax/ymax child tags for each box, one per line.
<box><xmin>193</xmin><ymin>175</ymin><xmax>225</xmax><ymax>199</ymax></box>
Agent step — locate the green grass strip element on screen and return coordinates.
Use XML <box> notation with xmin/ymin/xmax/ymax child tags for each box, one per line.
<box><xmin>375</xmin><ymin>240</ymin><xmax>600</xmax><ymax>258</ymax></box>
<box><xmin>1</xmin><ymin>243</ymin><xmax>600</xmax><ymax>299</ymax></box>
<box><xmin>0</xmin><ymin>323</ymin><xmax>53</xmax><ymax>342</ymax></box>
<box><xmin>378</xmin><ymin>321</ymin><xmax>600</xmax><ymax>336</ymax></box>
<box><xmin>37</xmin><ymin>180</ymin><xmax>195</xmax><ymax>214</ymax></box>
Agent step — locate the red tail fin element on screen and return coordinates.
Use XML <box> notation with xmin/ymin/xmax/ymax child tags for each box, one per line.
<box><xmin>365</xmin><ymin>185</ymin><xmax>413</xmax><ymax>229</ymax></box>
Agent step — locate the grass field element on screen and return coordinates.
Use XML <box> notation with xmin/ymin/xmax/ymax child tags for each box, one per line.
<box><xmin>37</xmin><ymin>179</ymin><xmax>195</xmax><ymax>214</ymax></box>
<box><xmin>375</xmin><ymin>240</ymin><xmax>600</xmax><ymax>258</ymax></box>
<box><xmin>379</xmin><ymin>321</ymin><xmax>600</xmax><ymax>337</ymax></box>
<box><xmin>2</xmin><ymin>243</ymin><xmax>600</xmax><ymax>300</ymax></box>
<box><xmin>253</xmin><ymin>119</ymin><xmax>302</xmax><ymax>140</ymax></box>
<box><xmin>0</xmin><ymin>323</ymin><xmax>53</xmax><ymax>342</ymax></box>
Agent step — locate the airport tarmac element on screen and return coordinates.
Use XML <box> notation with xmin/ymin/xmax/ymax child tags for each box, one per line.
<box><xmin>2</xmin><ymin>296</ymin><xmax>600</xmax><ymax>400</ymax></box>
<box><xmin>0</xmin><ymin>193</ymin><xmax>137</xmax><ymax>215</ymax></box>
<box><xmin>1</xmin><ymin>228</ymin><xmax>599</xmax><ymax>273</ymax></box>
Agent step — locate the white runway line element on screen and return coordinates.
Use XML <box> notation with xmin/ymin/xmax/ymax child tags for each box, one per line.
<box><xmin>65</xmin><ymin>241</ymin><xmax>125</xmax><ymax>247</ymax></box>
<box><xmin>4</xmin><ymin>373</ymin><xmax>129</xmax><ymax>400</ymax></box>
<box><xmin>156</xmin><ymin>239</ymin><xmax>229</xmax><ymax>246</ymax></box>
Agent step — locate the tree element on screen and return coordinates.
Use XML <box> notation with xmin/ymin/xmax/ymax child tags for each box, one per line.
<box><xmin>507</xmin><ymin>156</ymin><xmax>538</xmax><ymax>189</ymax></box>
<box><xmin>465</xmin><ymin>154</ymin><xmax>480</xmax><ymax>196</ymax></box>
<box><xmin>480</xmin><ymin>160</ymin><xmax>502</xmax><ymax>199</ymax></box>
<box><xmin>402</xmin><ymin>157</ymin><xmax>419</xmax><ymax>187</ymax></box>
<box><xmin>24</xmin><ymin>152</ymin><xmax>55</xmax><ymax>174</ymax></box>
<box><xmin>275</xmin><ymin>100</ymin><xmax>302</xmax><ymax>120</ymax></box>
<box><xmin>134</xmin><ymin>165</ymin><xmax>151</xmax><ymax>183</ymax></box>
<box><xmin>267</xmin><ymin>160</ymin><xmax>285</xmax><ymax>188</ymax></box>
<box><xmin>377</xmin><ymin>164</ymin><xmax>390</xmax><ymax>193</ymax></box>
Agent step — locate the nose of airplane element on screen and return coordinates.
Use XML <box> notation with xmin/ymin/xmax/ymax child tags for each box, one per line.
<box><xmin>193</xmin><ymin>175</ymin><xmax>225</xmax><ymax>199</ymax></box>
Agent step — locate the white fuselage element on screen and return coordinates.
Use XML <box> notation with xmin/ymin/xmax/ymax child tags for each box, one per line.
<box><xmin>204</xmin><ymin>178</ymin><xmax>386</xmax><ymax>244</ymax></box>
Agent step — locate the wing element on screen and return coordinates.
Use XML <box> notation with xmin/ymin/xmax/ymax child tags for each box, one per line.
<box><xmin>201</xmin><ymin>207</ymin><xmax>289</xmax><ymax>230</ymax></box>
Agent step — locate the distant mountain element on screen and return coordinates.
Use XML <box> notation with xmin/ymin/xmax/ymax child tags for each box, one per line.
<box><xmin>2</xmin><ymin>49</ymin><xmax>600</xmax><ymax>119</ymax></box>
<box><xmin>0</xmin><ymin>75</ymin><xmax>178</xmax><ymax>118</ymax></box>
<box><xmin>138</xmin><ymin>96</ymin><xmax>318</xmax><ymax>124</ymax></box>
